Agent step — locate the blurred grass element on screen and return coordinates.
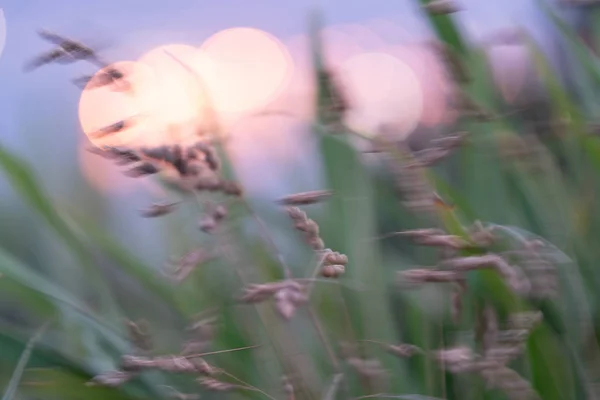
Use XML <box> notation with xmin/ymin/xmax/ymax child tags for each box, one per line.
<box><xmin>5</xmin><ymin>1</ymin><xmax>600</xmax><ymax>399</ymax></box>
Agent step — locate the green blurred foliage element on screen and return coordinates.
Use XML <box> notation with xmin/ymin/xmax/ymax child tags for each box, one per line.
<box><xmin>5</xmin><ymin>1</ymin><xmax>600</xmax><ymax>399</ymax></box>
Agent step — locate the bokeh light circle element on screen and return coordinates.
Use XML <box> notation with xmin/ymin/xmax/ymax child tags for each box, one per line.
<box><xmin>197</xmin><ymin>27</ymin><xmax>293</xmax><ymax>119</ymax></box>
<box><xmin>0</xmin><ymin>10</ymin><xmax>6</xmax><ymax>60</ymax></box>
<box><xmin>340</xmin><ymin>52</ymin><xmax>424</xmax><ymax>139</ymax></box>
<box><xmin>79</xmin><ymin>61</ymin><xmax>159</xmax><ymax>148</ymax></box>
<box><xmin>138</xmin><ymin>44</ymin><xmax>206</xmax><ymax>145</ymax></box>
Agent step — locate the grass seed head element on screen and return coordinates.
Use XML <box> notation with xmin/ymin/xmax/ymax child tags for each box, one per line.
<box><xmin>87</xmin><ymin>370</ymin><xmax>135</xmax><ymax>387</ymax></box>
<box><xmin>277</xmin><ymin>190</ymin><xmax>333</xmax><ymax>206</ymax></box>
<box><xmin>320</xmin><ymin>264</ymin><xmax>345</xmax><ymax>278</ymax></box>
<box><xmin>424</xmin><ymin>0</ymin><xmax>463</xmax><ymax>15</ymax></box>
<box><xmin>124</xmin><ymin>162</ymin><xmax>160</xmax><ymax>177</ymax></box>
<box><xmin>139</xmin><ymin>202</ymin><xmax>179</xmax><ymax>218</ymax></box>
<box><xmin>197</xmin><ymin>377</ymin><xmax>238</xmax><ymax>391</ymax></box>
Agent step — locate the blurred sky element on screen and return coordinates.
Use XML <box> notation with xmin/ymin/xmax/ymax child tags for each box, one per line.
<box><xmin>0</xmin><ymin>0</ymin><xmax>564</xmax><ymax>161</ymax></box>
<box><xmin>0</xmin><ymin>0</ymin><xmax>583</xmax><ymax>262</ymax></box>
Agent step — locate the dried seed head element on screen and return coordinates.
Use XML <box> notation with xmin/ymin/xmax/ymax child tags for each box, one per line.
<box><xmin>90</xmin><ymin>119</ymin><xmax>134</xmax><ymax>139</ymax></box>
<box><xmin>386</xmin><ymin>343</ymin><xmax>422</xmax><ymax>358</ymax></box>
<box><xmin>181</xmin><ymin>321</ymin><xmax>217</xmax><ymax>354</ymax></box>
<box><xmin>199</xmin><ymin>217</ymin><xmax>217</xmax><ymax>233</ymax></box>
<box><xmin>320</xmin><ymin>264</ymin><xmax>345</xmax><ymax>278</ymax></box>
<box><xmin>324</xmin><ymin>251</ymin><xmax>348</xmax><ymax>265</ymax></box>
<box><xmin>397</xmin><ymin>228</ymin><xmax>445</xmax><ymax>237</ymax></box>
<box><xmin>469</xmin><ymin>221</ymin><xmax>495</xmax><ymax>246</ymax></box>
<box><xmin>121</xmin><ymin>355</ymin><xmax>204</xmax><ymax>374</ymax></box>
<box><xmin>436</xmin><ymin>347</ymin><xmax>475</xmax><ymax>373</ymax></box>
<box><xmin>166</xmin><ymin>248</ymin><xmax>213</xmax><ymax>283</ymax></box>
<box><xmin>424</xmin><ymin>0</ymin><xmax>462</xmax><ymax>14</ymax></box>
<box><xmin>89</xmin><ymin>146</ymin><xmax>140</xmax><ymax>162</ymax></box>
<box><xmin>197</xmin><ymin>377</ymin><xmax>238</xmax><ymax>391</ymax></box>
<box><xmin>239</xmin><ymin>281</ymin><xmax>307</xmax><ymax>319</ymax></box>
<box><xmin>194</xmin><ymin>142</ymin><xmax>221</xmax><ymax>171</ymax></box>
<box><xmin>124</xmin><ymin>162</ymin><xmax>159</xmax><ymax>177</ymax></box>
<box><xmin>274</xmin><ymin>282</ymin><xmax>307</xmax><ymax>320</ymax></box>
<box><xmin>303</xmin><ymin>220</ymin><xmax>319</xmax><ymax>236</ymax></box>
<box><xmin>192</xmin><ymin>357</ymin><xmax>217</xmax><ymax>375</ymax></box>
<box><xmin>195</xmin><ymin>174</ymin><xmax>222</xmax><ymax>191</ymax></box>
<box><xmin>220</xmin><ymin>181</ymin><xmax>243</xmax><ymax>196</ymax></box>
<box><xmin>87</xmin><ymin>370</ymin><xmax>135</xmax><ymax>387</ymax></box>
<box><xmin>198</xmin><ymin>205</ymin><xmax>228</xmax><ymax>233</ymax></box>
<box><xmin>239</xmin><ymin>282</ymin><xmax>285</xmax><ymax>303</ymax></box>
<box><xmin>400</xmin><ymin>268</ymin><xmax>461</xmax><ymax>284</ymax></box>
<box><xmin>286</xmin><ymin>207</ymin><xmax>326</xmax><ymax>250</ymax></box>
<box><xmin>139</xmin><ymin>202</ymin><xmax>179</xmax><ymax>218</ymax></box>
<box><xmin>308</xmin><ymin>237</ymin><xmax>325</xmax><ymax>250</ymax></box>
<box><xmin>213</xmin><ymin>205</ymin><xmax>228</xmax><ymax>220</ymax></box>
<box><xmin>409</xmin><ymin>134</ymin><xmax>468</xmax><ymax>168</ymax></box>
<box><xmin>286</xmin><ymin>207</ymin><xmax>307</xmax><ymax>221</ymax></box>
<box><xmin>397</xmin><ymin>229</ymin><xmax>468</xmax><ymax>249</ymax></box>
<box><xmin>277</xmin><ymin>190</ymin><xmax>333</xmax><ymax>206</ymax></box>
<box><xmin>441</xmin><ymin>254</ymin><xmax>531</xmax><ymax>295</ymax></box>
<box><xmin>203</xmin><ymin>150</ymin><xmax>220</xmax><ymax>171</ymax></box>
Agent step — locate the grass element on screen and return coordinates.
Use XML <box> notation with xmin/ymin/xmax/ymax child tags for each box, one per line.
<box><xmin>4</xmin><ymin>1</ymin><xmax>600</xmax><ymax>399</ymax></box>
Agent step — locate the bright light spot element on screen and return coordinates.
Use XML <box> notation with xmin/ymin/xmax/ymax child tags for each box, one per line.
<box><xmin>0</xmin><ymin>10</ymin><xmax>6</xmax><ymax>60</ymax></box>
<box><xmin>340</xmin><ymin>52</ymin><xmax>423</xmax><ymax>139</ymax></box>
<box><xmin>79</xmin><ymin>61</ymin><xmax>158</xmax><ymax>148</ymax></box>
<box><xmin>387</xmin><ymin>44</ymin><xmax>453</xmax><ymax>127</ymax></box>
<box><xmin>138</xmin><ymin>44</ymin><xmax>205</xmax><ymax>145</ymax></box>
<box><xmin>197</xmin><ymin>27</ymin><xmax>293</xmax><ymax>121</ymax></box>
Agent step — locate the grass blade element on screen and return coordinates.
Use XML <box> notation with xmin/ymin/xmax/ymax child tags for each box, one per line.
<box><xmin>2</xmin><ymin>321</ymin><xmax>51</xmax><ymax>400</ymax></box>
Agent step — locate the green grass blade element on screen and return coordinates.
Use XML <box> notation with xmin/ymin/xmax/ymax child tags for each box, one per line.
<box><xmin>538</xmin><ymin>0</ymin><xmax>600</xmax><ymax>89</ymax></box>
<box><xmin>0</xmin><ymin>145</ymin><xmax>120</xmax><ymax>320</ymax></box>
<box><xmin>414</xmin><ymin>0</ymin><xmax>468</xmax><ymax>55</ymax></box>
<box><xmin>66</xmin><ymin>211</ymin><xmax>190</xmax><ymax>315</ymax></box>
<box><xmin>2</xmin><ymin>321</ymin><xmax>51</xmax><ymax>400</ymax></box>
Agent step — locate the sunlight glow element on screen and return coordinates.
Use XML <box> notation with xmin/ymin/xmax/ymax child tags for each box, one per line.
<box><xmin>340</xmin><ymin>52</ymin><xmax>424</xmax><ymax>139</ymax></box>
<box><xmin>197</xmin><ymin>27</ymin><xmax>293</xmax><ymax>120</ymax></box>
<box><xmin>77</xmin><ymin>22</ymin><xmax>454</xmax><ymax>153</ymax></box>
<box><xmin>78</xmin><ymin>61</ymin><xmax>158</xmax><ymax>148</ymax></box>
<box><xmin>137</xmin><ymin>44</ymin><xmax>205</xmax><ymax>144</ymax></box>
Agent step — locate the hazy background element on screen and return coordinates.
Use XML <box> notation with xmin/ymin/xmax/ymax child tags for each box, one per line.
<box><xmin>3</xmin><ymin>2</ymin><xmax>600</xmax><ymax>399</ymax></box>
<box><xmin>0</xmin><ymin>0</ymin><xmax>585</xmax><ymax>265</ymax></box>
